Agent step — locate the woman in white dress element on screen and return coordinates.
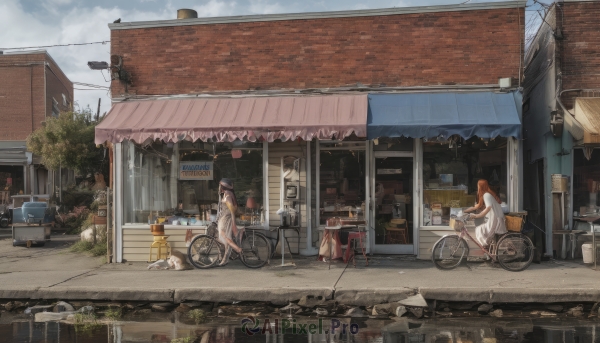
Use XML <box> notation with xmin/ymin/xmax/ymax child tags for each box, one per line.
<box><xmin>463</xmin><ymin>179</ymin><xmax>506</xmax><ymax>247</ymax></box>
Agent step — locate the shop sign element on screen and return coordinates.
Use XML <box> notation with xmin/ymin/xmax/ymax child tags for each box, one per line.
<box><xmin>377</xmin><ymin>169</ymin><xmax>402</xmax><ymax>175</ymax></box>
<box><xmin>179</xmin><ymin>161</ymin><xmax>213</xmax><ymax>180</ymax></box>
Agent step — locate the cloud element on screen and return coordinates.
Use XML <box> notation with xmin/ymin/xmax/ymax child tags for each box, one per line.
<box><xmin>249</xmin><ymin>0</ymin><xmax>285</xmax><ymax>14</ymax></box>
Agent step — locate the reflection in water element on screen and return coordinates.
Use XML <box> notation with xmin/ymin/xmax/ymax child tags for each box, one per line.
<box><xmin>1</xmin><ymin>316</ymin><xmax>600</xmax><ymax>342</ymax></box>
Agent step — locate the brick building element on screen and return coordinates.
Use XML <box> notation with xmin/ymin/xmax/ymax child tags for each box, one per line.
<box><xmin>0</xmin><ymin>50</ymin><xmax>73</xmax><ymax>200</ymax></box>
<box><xmin>99</xmin><ymin>1</ymin><xmax>526</xmax><ymax>263</ymax></box>
<box><xmin>523</xmin><ymin>0</ymin><xmax>600</xmax><ymax>260</ymax></box>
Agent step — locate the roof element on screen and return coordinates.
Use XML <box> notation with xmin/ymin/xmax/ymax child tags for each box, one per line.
<box><xmin>110</xmin><ymin>1</ymin><xmax>527</xmax><ymax>30</ymax></box>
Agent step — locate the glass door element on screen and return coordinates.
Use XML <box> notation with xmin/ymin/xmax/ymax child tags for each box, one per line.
<box><xmin>372</xmin><ymin>152</ymin><xmax>414</xmax><ymax>254</ymax></box>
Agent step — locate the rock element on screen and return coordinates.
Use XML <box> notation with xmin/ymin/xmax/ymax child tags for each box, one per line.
<box><xmin>591</xmin><ymin>302</ymin><xmax>599</xmax><ymax>316</ymax></box>
<box><xmin>35</xmin><ymin>311</ymin><xmax>74</xmax><ymax>322</ymax></box>
<box><xmin>175</xmin><ymin>304</ymin><xmax>191</xmax><ymax>313</ymax></box>
<box><xmin>398</xmin><ymin>294</ymin><xmax>428</xmax><ymax>308</ymax></box>
<box><xmin>344</xmin><ymin>307</ymin><xmax>368</xmax><ymax>318</ymax></box>
<box><xmin>372</xmin><ymin>303</ymin><xmax>396</xmax><ymax>316</ymax></box>
<box><xmin>298</xmin><ymin>295</ymin><xmax>326</xmax><ymax>308</ymax></box>
<box><xmin>182</xmin><ymin>301</ymin><xmax>204</xmax><ymax>309</ymax></box>
<box><xmin>13</xmin><ymin>301</ymin><xmax>27</xmax><ymax>310</ymax></box>
<box><xmin>151</xmin><ymin>303</ymin><xmax>176</xmax><ymax>312</ymax></box>
<box><xmin>372</xmin><ymin>305</ymin><xmax>389</xmax><ymax>316</ymax></box>
<box><xmin>540</xmin><ymin>311</ymin><xmax>557</xmax><ymax>317</ymax></box>
<box><xmin>93</xmin><ymin>302</ymin><xmax>122</xmax><ymax>310</ymax></box>
<box><xmin>217</xmin><ymin>308</ymin><xmax>224</xmax><ymax>316</ymax></box>
<box><xmin>489</xmin><ymin>309</ymin><xmax>503</xmax><ymax>318</ymax></box>
<box><xmin>4</xmin><ymin>302</ymin><xmax>14</xmax><ymax>312</ymax></box>
<box><xmin>443</xmin><ymin>307</ymin><xmax>451</xmax><ymax>312</ymax></box>
<box><xmin>80</xmin><ymin>227</ymin><xmax>102</xmax><ymax>242</ymax></box>
<box><xmin>24</xmin><ymin>305</ymin><xmax>53</xmax><ymax>315</ymax></box>
<box><xmin>478</xmin><ymin>304</ymin><xmax>494</xmax><ymax>314</ymax></box>
<box><xmin>53</xmin><ymin>301</ymin><xmax>75</xmax><ymax>313</ymax></box>
<box><xmin>567</xmin><ymin>305</ymin><xmax>584</xmax><ymax>317</ymax></box>
<box><xmin>395</xmin><ymin>306</ymin><xmax>407</xmax><ymax>317</ymax></box>
<box><xmin>135</xmin><ymin>309</ymin><xmax>152</xmax><ymax>315</ymax></box>
<box><xmin>279</xmin><ymin>303</ymin><xmax>301</xmax><ymax>312</ymax></box>
<box><xmin>545</xmin><ymin>304</ymin><xmax>563</xmax><ymax>313</ymax></box>
<box><xmin>78</xmin><ymin>306</ymin><xmax>94</xmax><ymax>314</ymax></box>
<box><xmin>436</xmin><ymin>311</ymin><xmax>452</xmax><ymax>317</ymax></box>
<box><xmin>314</xmin><ymin>308</ymin><xmax>328</xmax><ymax>316</ymax></box>
<box><xmin>409</xmin><ymin>308</ymin><xmax>424</xmax><ymax>319</ymax></box>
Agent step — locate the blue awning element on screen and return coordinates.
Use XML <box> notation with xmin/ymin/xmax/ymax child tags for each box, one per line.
<box><xmin>367</xmin><ymin>91</ymin><xmax>522</xmax><ymax>139</ymax></box>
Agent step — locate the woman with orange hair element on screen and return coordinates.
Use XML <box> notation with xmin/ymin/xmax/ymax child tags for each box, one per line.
<box><xmin>464</xmin><ymin>179</ymin><xmax>507</xmax><ymax>247</ymax></box>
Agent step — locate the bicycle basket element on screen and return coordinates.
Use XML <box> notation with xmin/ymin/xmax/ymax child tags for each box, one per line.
<box><xmin>207</xmin><ymin>222</ymin><xmax>219</xmax><ymax>237</ymax></box>
<box><xmin>449</xmin><ymin>217</ymin><xmax>464</xmax><ymax>232</ymax></box>
<box><xmin>505</xmin><ymin>215</ymin><xmax>524</xmax><ymax>233</ymax></box>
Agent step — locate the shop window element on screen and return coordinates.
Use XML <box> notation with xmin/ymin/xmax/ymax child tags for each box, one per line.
<box><xmin>319</xmin><ymin>141</ymin><xmax>366</xmax><ymax>225</ymax></box>
<box><xmin>122</xmin><ymin>140</ymin><xmax>263</xmax><ymax>226</ymax></box>
<box><xmin>573</xmin><ymin>148</ymin><xmax>600</xmax><ymax>227</ymax></box>
<box><xmin>422</xmin><ymin>136</ymin><xmax>507</xmax><ymax>227</ymax></box>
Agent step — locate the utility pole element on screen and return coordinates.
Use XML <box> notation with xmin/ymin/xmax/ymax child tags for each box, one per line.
<box><xmin>96</xmin><ymin>98</ymin><xmax>101</xmax><ymax>121</ymax></box>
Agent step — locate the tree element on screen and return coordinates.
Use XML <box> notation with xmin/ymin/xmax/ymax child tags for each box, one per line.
<box><xmin>27</xmin><ymin>110</ymin><xmax>105</xmax><ymax>177</ymax></box>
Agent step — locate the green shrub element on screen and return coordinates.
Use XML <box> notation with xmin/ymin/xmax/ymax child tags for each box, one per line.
<box><xmin>171</xmin><ymin>337</ymin><xmax>193</xmax><ymax>343</ymax></box>
<box><xmin>104</xmin><ymin>308</ymin><xmax>122</xmax><ymax>321</ymax></box>
<box><xmin>73</xmin><ymin>312</ymin><xmax>102</xmax><ymax>336</ymax></box>
<box><xmin>187</xmin><ymin>309</ymin><xmax>206</xmax><ymax>325</ymax></box>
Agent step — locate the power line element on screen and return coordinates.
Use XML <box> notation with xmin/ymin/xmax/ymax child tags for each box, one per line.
<box><xmin>73</xmin><ymin>82</ymin><xmax>110</xmax><ymax>89</ymax></box>
<box><xmin>0</xmin><ymin>41</ymin><xmax>109</xmax><ymax>51</ymax></box>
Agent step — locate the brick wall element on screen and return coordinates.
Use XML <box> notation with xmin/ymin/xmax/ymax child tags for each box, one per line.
<box><xmin>557</xmin><ymin>1</ymin><xmax>600</xmax><ymax>109</ymax></box>
<box><xmin>0</xmin><ymin>52</ymin><xmax>73</xmax><ymax>141</ymax></box>
<box><xmin>0</xmin><ymin>54</ymin><xmax>45</xmax><ymax>141</ymax></box>
<box><xmin>111</xmin><ymin>7</ymin><xmax>524</xmax><ymax>96</ymax></box>
<box><xmin>45</xmin><ymin>58</ymin><xmax>74</xmax><ymax>121</ymax></box>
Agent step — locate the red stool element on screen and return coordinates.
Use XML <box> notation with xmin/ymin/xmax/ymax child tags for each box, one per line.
<box><xmin>343</xmin><ymin>231</ymin><xmax>369</xmax><ymax>267</ymax></box>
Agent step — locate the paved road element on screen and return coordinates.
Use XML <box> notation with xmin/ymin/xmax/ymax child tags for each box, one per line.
<box><xmin>0</xmin><ymin>235</ymin><xmax>599</xmax><ymax>305</ymax></box>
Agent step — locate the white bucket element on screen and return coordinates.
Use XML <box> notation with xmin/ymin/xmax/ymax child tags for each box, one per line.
<box><xmin>582</xmin><ymin>243</ymin><xmax>599</xmax><ymax>264</ymax></box>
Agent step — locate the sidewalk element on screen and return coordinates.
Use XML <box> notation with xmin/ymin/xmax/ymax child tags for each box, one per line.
<box><xmin>0</xmin><ymin>235</ymin><xmax>599</xmax><ymax>306</ymax></box>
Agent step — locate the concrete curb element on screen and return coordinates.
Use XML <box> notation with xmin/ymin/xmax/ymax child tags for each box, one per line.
<box><xmin>174</xmin><ymin>287</ymin><xmax>334</xmax><ymax>305</ymax></box>
<box><xmin>334</xmin><ymin>288</ymin><xmax>416</xmax><ymax>306</ymax></box>
<box><xmin>419</xmin><ymin>288</ymin><xmax>600</xmax><ymax>303</ymax></box>
<box><xmin>0</xmin><ymin>287</ymin><xmax>41</xmax><ymax>300</ymax></box>
<box><xmin>36</xmin><ymin>287</ymin><xmax>175</xmax><ymax>302</ymax></box>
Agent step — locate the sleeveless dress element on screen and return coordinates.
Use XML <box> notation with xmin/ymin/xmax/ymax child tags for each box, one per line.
<box><xmin>475</xmin><ymin>192</ymin><xmax>507</xmax><ymax>246</ymax></box>
<box><xmin>216</xmin><ymin>191</ymin><xmax>235</xmax><ymax>261</ymax></box>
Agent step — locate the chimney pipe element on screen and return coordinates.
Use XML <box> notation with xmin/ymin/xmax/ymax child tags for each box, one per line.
<box><xmin>177</xmin><ymin>9</ymin><xmax>198</xmax><ymax>19</ymax></box>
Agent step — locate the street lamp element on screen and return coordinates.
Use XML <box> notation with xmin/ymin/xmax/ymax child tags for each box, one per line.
<box><xmin>87</xmin><ymin>61</ymin><xmax>109</xmax><ymax>70</ymax></box>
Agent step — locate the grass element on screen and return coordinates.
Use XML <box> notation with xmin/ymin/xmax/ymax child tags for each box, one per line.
<box><xmin>104</xmin><ymin>308</ymin><xmax>122</xmax><ymax>321</ymax></box>
<box><xmin>70</xmin><ymin>240</ymin><xmax>107</xmax><ymax>257</ymax></box>
<box><xmin>73</xmin><ymin>313</ymin><xmax>102</xmax><ymax>336</ymax></box>
<box><xmin>171</xmin><ymin>337</ymin><xmax>193</xmax><ymax>343</ymax></box>
<box><xmin>187</xmin><ymin>309</ymin><xmax>206</xmax><ymax>325</ymax></box>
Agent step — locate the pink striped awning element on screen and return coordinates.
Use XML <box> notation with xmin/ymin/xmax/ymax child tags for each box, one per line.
<box><xmin>95</xmin><ymin>94</ymin><xmax>367</xmax><ymax>144</ymax></box>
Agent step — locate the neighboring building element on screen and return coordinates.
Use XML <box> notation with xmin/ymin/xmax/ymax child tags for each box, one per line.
<box><xmin>99</xmin><ymin>1</ymin><xmax>525</xmax><ymax>262</ymax></box>
<box><xmin>523</xmin><ymin>0</ymin><xmax>600</xmax><ymax>259</ymax></box>
<box><xmin>0</xmin><ymin>50</ymin><xmax>74</xmax><ymax>201</ymax></box>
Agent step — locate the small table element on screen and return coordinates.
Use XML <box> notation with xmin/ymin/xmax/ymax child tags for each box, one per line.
<box><xmin>573</xmin><ymin>215</ymin><xmax>600</xmax><ymax>270</ymax></box>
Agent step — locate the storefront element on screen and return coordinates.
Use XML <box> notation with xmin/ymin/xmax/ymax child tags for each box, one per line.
<box><xmin>97</xmin><ymin>91</ymin><xmax>523</xmax><ymax>262</ymax></box>
<box><xmin>96</xmin><ymin>94</ymin><xmax>368</xmax><ymax>262</ymax></box>
<box><xmin>366</xmin><ymin>91</ymin><xmax>523</xmax><ymax>258</ymax></box>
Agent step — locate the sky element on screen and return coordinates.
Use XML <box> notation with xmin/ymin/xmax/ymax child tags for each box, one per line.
<box><xmin>0</xmin><ymin>0</ymin><xmax>552</xmax><ymax>116</ymax></box>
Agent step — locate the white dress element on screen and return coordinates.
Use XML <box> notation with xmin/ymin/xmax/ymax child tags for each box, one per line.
<box><xmin>475</xmin><ymin>192</ymin><xmax>507</xmax><ymax>246</ymax></box>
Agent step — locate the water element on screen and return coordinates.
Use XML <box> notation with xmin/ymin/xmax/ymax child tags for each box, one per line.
<box><xmin>1</xmin><ymin>314</ymin><xmax>600</xmax><ymax>343</ymax></box>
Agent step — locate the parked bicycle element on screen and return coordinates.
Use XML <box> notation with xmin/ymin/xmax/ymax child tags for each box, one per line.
<box><xmin>187</xmin><ymin>222</ymin><xmax>271</xmax><ymax>269</ymax></box>
<box><xmin>431</xmin><ymin>214</ymin><xmax>534</xmax><ymax>272</ymax></box>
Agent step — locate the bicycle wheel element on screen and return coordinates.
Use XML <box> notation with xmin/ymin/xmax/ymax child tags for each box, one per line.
<box><xmin>239</xmin><ymin>231</ymin><xmax>271</xmax><ymax>268</ymax></box>
<box><xmin>187</xmin><ymin>234</ymin><xmax>223</xmax><ymax>269</ymax></box>
<box><xmin>496</xmin><ymin>233</ymin><xmax>534</xmax><ymax>272</ymax></box>
<box><xmin>431</xmin><ymin>235</ymin><xmax>469</xmax><ymax>270</ymax></box>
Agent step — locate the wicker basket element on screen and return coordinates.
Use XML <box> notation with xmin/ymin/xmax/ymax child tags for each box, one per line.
<box><xmin>449</xmin><ymin>218</ymin><xmax>463</xmax><ymax>232</ymax></box>
<box><xmin>505</xmin><ymin>215</ymin><xmax>524</xmax><ymax>232</ymax></box>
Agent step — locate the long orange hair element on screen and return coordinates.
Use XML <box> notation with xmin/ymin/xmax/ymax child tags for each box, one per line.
<box><xmin>474</xmin><ymin>179</ymin><xmax>501</xmax><ymax>210</ymax></box>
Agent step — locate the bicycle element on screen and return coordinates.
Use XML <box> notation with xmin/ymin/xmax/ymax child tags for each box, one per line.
<box><xmin>187</xmin><ymin>222</ymin><xmax>271</xmax><ymax>269</ymax></box>
<box><xmin>431</xmin><ymin>213</ymin><xmax>534</xmax><ymax>272</ymax></box>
